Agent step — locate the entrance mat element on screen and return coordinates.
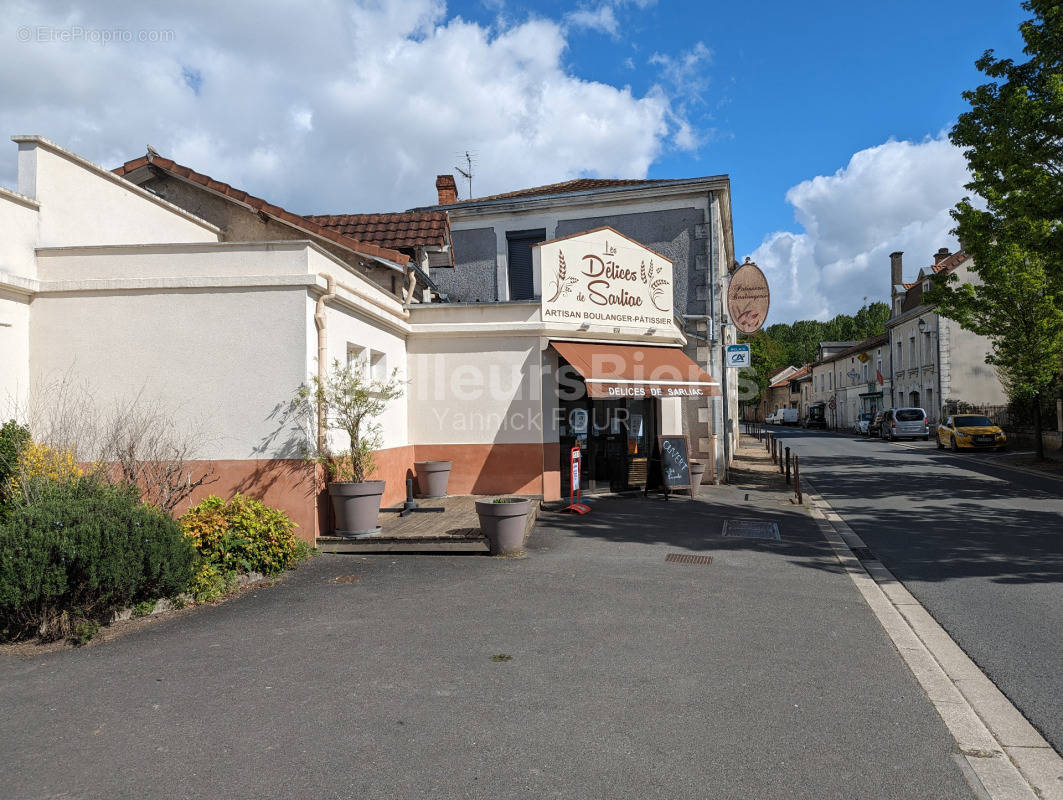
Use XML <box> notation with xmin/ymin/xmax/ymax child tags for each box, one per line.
<box><xmin>721</xmin><ymin>519</ymin><xmax>781</xmax><ymax>540</ymax></box>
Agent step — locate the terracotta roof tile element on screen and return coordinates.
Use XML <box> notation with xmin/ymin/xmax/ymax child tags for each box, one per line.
<box><xmin>305</xmin><ymin>212</ymin><xmax>449</xmax><ymax>251</ymax></box>
<box><xmin>114</xmin><ymin>155</ymin><xmax>409</xmax><ymax>266</ymax></box>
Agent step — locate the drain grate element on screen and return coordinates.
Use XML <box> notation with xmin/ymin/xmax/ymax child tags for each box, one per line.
<box><xmin>849</xmin><ymin>547</ymin><xmax>875</xmax><ymax>561</ymax></box>
<box><xmin>721</xmin><ymin>520</ymin><xmax>781</xmax><ymax>540</ymax></box>
<box><xmin>665</xmin><ymin>553</ymin><xmax>713</xmax><ymax>565</ymax></box>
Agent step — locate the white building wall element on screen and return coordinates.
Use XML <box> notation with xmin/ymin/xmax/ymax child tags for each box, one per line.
<box><xmin>0</xmin><ymin>190</ymin><xmax>39</xmax><ymax>413</ymax></box>
<box><xmin>406</xmin><ymin>334</ymin><xmax>542</xmax><ymax>446</ymax></box>
<box><xmin>15</xmin><ymin>137</ymin><xmax>218</xmax><ymax>248</ymax></box>
<box><xmin>0</xmin><ymin>188</ymin><xmax>39</xmax><ymax>278</ymax></box>
<box><xmin>0</xmin><ymin>290</ymin><xmax>31</xmax><ymax>414</ymax></box>
<box><xmin>29</xmin><ymin>285</ymin><xmax>308</xmax><ymax>461</ymax></box>
<box><xmin>314</xmin><ymin>294</ymin><xmax>410</xmax><ymax>453</ymax></box>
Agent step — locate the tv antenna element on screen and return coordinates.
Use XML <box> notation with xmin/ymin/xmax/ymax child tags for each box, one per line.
<box><xmin>455</xmin><ymin>151</ymin><xmax>474</xmax><ymax>200</ymax></box>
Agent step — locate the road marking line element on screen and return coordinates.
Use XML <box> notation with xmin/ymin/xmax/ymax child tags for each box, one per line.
<box><xmin>803</xmin><ymin>479</ymin><xmax>1063</xmax><ymax>800</ymax></box>
<box><xmin>889</xmin><ymin>441</ymin><xmax>1063</xmax><ymax>483</ymax></box>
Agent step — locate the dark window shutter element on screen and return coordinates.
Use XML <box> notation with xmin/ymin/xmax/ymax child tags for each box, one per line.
<box><xmin>506</xmin><ymin>229</ymin><xmax>545</xmax><ymax>300</ymax></box>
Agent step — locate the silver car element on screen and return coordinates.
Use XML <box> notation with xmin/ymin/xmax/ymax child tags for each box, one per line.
<box><xmin>880</xmin><ymin>407</ymin><xmax>930</xmax><ymax>441</ymax></box>
<box><xmin>852</xmin><ymin>412</ymin><xmax>873</xmax><ymax>435</ymax></box>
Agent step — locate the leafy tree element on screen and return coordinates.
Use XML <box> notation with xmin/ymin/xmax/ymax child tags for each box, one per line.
<box><xmin>929</xmin><ymin>0</ymin><xmax>1063</xmax><ymax>459</ymax></box>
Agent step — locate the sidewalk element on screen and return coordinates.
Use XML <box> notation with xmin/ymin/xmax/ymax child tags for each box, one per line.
<box><xmin>0</xmin><ymin>439</ymin><xmax>980</xmax><ymax>800</ymax></box>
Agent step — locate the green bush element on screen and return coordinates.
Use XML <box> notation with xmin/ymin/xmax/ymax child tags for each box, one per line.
<box><xmin>0</xmin><ymin>478</ymin><xmax>195</xmax><ymax>641</ymax></box>
<box><xmin>0</xmin><ymin>420</ymin><xmax>31</xmax><ymax>517</ymax></box>
<box><xmin>180</xmin><ymin>493</ymin><xmax>303</xmax><ymax>577</ymax></box>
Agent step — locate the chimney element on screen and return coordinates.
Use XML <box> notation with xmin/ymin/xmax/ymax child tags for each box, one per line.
<box><xmin>934</xmin><ymin>247</ymin><xmax>950</xmax><ymax>264</ymax></box>
<box><xmin>890</xmin><ymin>251</ymin><xmax>903</xmax><ymax>289</ymax></box>
<box><xmin>435</xmin><ymin>174</ymin><xmax>457</xmax><ymax>205</ymax></box>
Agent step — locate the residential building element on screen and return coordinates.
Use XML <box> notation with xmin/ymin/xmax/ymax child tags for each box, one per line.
<box><xmin>887</xmin><ymin>249</ymin><xmax>1005</xmax><ymax>423</ymax></box>
<box><xmin>805</xmin><ymin>336</ymin><xmax>891</xmax><ymax>429</ymax></box>
<box><xmin>760</xmin><ymin>365</ymin><xmax>800</xmax><ymax>420</ymax></box>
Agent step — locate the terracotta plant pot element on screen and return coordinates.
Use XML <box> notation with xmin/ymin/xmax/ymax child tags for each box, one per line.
<box><xmin>475</xmin><ymin>497</ymin><xmax>530</xmax><ymax>555</ymax></box>
<box><xmin>329</xmin><ymin>480</ymin><xmax>386</xmax><ymax>536</ymax></box>
<box><xmin>414</xmin><ymin>460</ymin><xmax>452</xmax><ymax>498</ymax></box>
<box><xmin>689</xmin><ymin>461</ymin><xmax>707</xmax><ymax>495</ymax></box>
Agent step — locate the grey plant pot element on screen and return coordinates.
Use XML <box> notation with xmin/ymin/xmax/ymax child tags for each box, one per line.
<box><xmin>329</xmin><ymin>480</ymin><xmax>386</xmax><ymax>537</ymax></box>
<box><xmin>414</xmin><ymin>460</ymin><xmax>452</xmax><ymax>498</ymax></box>
<box><xmin>689</xmin><ymin>462</ymin><xmax>707</xmax><ymax>495</ymax></box>
<box><xmin>475</xmin><ymin>497</ymin><xmax>530</xmax><ymax>555</ymax></box>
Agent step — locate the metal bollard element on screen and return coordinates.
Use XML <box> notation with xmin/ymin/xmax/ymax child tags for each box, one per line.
<box><xmin>785</xmin><ymin>446</ymin><xmax>790</xmax><ymax>482</ymax></box>
<box><xmin>794</xmin><ymin>454</ymin><xmax>802</xmax><ymax>504</ymax></box>
<box><xmin>779</xmin><ymin>442</ymin><xmax>784</xmax><ymax>473</ymax></box>
<box><xmin>772</xmin><ymin>436</ymin><xmax>777</xmax><ymax>464</ymax></box>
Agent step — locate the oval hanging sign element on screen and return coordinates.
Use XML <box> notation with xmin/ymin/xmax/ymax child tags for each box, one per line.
<box><xmin>727</xmin><ymin>260</ymin><xmax>770</xmax><ymax>333</ymax></box>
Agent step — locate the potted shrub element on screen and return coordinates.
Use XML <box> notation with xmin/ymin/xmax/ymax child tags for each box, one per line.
<box><xmin>689</xmin><ymin>461</ymin><xmax>707</xmax><ymax>495</ymax></box>
<box><xmin>475</xmin><ymin>497</ymin><xmax>530</xmax><ymax>555</ymax></box>
<box><xmin>414</xmin><ymin>460</ymin><xmax>452</xmax><ymax>498</ymax></box>
<box><xmin>296</xmin><ymin>359</ymin><xmax>404</xmax><ymax>537</ymax></box>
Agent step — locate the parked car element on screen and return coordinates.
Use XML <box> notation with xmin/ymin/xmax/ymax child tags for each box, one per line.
<box><xmin>803</xmin><ymin>402</ymin><xmax>827</xmax><ymax>429</ymax></box>
<box><xmin>766</xmin><ymin>408</ymin><xmax>798</xmax><ymax>425</ymax></box>
<box><xmin>852</xmin><ymin>412</ymin><xmax>873</xmax><ymax>435</ymax></box>
<box><xmin>867</xmin><ymin>411</ymin><xmax>885</xmax><ymax>437</ymax></box>
<box><xmin>936</xmin><ymin>414</ymin><xmax>1007</xmax><ymax>452</ymax></box>
<box><xmin>880</xmin><ymin>407</ymin><xmax>930</xmax><ymax>441</ymax></box>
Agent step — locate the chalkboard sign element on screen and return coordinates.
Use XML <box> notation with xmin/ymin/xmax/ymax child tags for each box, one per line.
<box><xmin>658</xmin><ymin>435</ymin><xmax>692</xmax><ymax>493</ymax></box>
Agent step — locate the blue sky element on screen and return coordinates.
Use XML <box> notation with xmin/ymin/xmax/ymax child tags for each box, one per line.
<box><xmin>483</xmin><ymin>0</ymin><xmax>1028</xmax><ymax>258</ymax></box>
<box><xmin>0</xmin><ymin>0</ymin><xmax>1030</xmax><ymax>322</ymax></box>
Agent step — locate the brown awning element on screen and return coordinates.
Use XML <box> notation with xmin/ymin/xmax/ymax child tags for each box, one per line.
<box><xmin>551</xmin><ymin>340</ymin><xmax>721</xmax><ymax>398</ymax></box>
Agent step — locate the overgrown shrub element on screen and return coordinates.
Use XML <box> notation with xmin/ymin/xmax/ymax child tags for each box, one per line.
<box><xmin>0</xmin><ymin>478</ymin><xmax>196</xmax><ymax>641</ymax></box>
<box><xmin>180</xmin><ymin>494</ymin><xmax>303</xmax><ymax>577</ymax></box>
<box><xmin>0</xmin><ymin>420</ymin><xmax>32</xmax><ymax>516</ymax></box>
<box><xmin>7</xmin><ymin>441</ymin><xmax>83</xmax><ymax>505</ymax></box>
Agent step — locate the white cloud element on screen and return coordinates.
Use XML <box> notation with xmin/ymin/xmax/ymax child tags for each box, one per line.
<box><xmin>565</xmin><ymin>5</ymin><xmax>620</xmax><ymax>37</ymax></box>
<box><xmin>748</xmin><ymin>135</ymin><xmax>970</xmax><ymax>324</ymax></box>
<box><xmin>0</xmin><ymin>0</ymin><xmax>688</xmax><ymax>212</ymax></box>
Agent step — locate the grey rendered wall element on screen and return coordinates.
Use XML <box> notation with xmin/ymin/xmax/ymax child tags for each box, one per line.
<box><xmin>435</xmin><ymin>226</ymin><xmax>498</xmax><ymax>302</ymax></box>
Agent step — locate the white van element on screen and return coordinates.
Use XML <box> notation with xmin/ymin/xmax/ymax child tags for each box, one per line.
<box><xmin>767</xmin><ymin>408</ymin><xmax>798</xmax><ymax>425</ymax></box>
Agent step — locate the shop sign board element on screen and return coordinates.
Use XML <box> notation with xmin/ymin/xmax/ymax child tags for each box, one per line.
<box><xmin>563</xmin><ymin>445</ymin><xmax>591</xmax><ymax>514</ymax></box>
<box><xmin>658</xmin><ymin>435</ymin><xmax>692</xmax><ymax>491</ymax></box>
<box><xmin>537</xmin><ymin>227</ymin><xmax>675</xmax><ymax>331</ymax></box>
<box><xmin>727</xmin><ymin>261</ymin><xmax>770</xmax><ymax>334</ymax></box>
<box><xmin>725</xmin><ymin>343</ymin><xmax>751</xmax><ymax>368</ymax></box>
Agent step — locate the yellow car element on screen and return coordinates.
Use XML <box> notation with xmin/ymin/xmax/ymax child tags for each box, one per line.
<box><xmin>937</xmin><ymin>414</ymin><xmax>1007</xmax><ymax>452</ymax></box>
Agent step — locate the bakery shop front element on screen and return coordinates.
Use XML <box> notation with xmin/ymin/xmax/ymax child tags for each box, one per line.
<box><xmin>405</xmin><ymin>225</ymin><xmax>720</xmax><ymax>503</ymax></box>
<box><xmin>536</xmin><ymin>228</ymin><xmax>720</xmax><ymax>495</ymax></box>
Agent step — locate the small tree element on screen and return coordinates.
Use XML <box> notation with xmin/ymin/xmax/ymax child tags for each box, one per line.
<box><xmin>296</xmin><ymin>359</ymin><xmax>405</xmax><ymax>483</ymax></box>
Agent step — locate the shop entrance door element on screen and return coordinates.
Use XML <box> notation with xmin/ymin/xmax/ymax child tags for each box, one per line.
<box><xmin>559</xmin><ymin>395</ymin><xmax>657</xmax><ymax>496</ymax></box>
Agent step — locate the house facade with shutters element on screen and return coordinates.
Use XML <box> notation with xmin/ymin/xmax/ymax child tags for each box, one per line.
<box><xmin>886</xmin><ymin>249</ymin><xmax>1005</xmax><ymax>423</ymax></box>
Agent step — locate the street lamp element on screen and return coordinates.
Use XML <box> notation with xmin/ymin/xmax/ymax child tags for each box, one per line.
<box><xmin>918</xmin><ymin>318</ymin><xmax>927</xmax><ymax>333</ymax></box>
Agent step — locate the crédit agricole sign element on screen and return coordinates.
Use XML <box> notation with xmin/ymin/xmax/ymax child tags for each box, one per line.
<box><xmin>535</xmin><ymin>227</ymin><xmax>674</xmax><ymax>329</ymax></box>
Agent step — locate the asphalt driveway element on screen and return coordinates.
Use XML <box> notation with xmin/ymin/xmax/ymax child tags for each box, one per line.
<box><xmin>0</xmin><ymin>489</ymin><xmax>976</xmax><ymax>800</ymax></box>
